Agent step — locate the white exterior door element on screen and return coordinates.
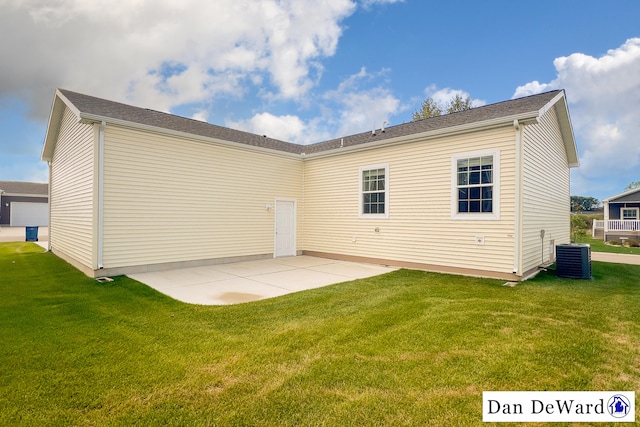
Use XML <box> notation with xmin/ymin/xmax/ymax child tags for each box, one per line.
<box><xmin>275</xmin><ymin>199</ymin><xmax>296</xmax><ymax>257</ymax></box>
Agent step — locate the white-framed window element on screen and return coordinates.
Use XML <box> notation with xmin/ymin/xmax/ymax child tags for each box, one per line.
<box><xmin>621</xmin><ymin>207</ymin><xmax>639</xmax><ymax>220</ymax></box>
<box><xmin>451</xmin><ymin>150</ymin><xmax>500</xmax><ymax>220</ymax></box>
<box><xmin>359</xmin><ymin>163</ymin><xmax>389</xmax><ymax>219</ymax></box>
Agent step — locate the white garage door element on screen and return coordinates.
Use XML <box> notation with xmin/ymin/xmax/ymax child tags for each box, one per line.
<box><xmin>10</xmin><ymin>202</ymin><xmax>49</xmax><ymax>227</ymax></box>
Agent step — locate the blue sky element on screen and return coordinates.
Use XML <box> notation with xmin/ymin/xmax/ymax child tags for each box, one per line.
<box><xmin>1</xmin><ymin>0</ymin><xmax>639</xmax><ymax>201</ymax></box>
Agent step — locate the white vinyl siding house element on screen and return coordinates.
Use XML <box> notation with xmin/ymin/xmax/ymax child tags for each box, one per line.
<box><xmin>101</xmin><ymin>125</ymin><xmax>303</xmax><ymax>273</ymax></box>
<box><xmin>42</xmin><ymin>88</ymin><xmax>578</xmax><ymax>280</ymax></box>
<box><xmin>520</xmin><ymin>101</ymin><xmax>573</xmax><ymax>274</ymax></box>
<box><xmin>304</xmin><ymin>127</ymin><xmax>517</xmax><ymax>277</ymax></box>
<box><xmin>48</xmin><ymin>106</ymin><xmax>96</xmax><ymax>271</ymax></box>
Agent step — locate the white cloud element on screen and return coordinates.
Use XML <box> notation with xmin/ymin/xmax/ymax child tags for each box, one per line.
<box><xmin>0</xmin><ymin>0</ymin><xmax>356</xmax><ymax>117</ymax></box>
<box><xmin>513</xmin><ymin>38</ymin><xmax>640</xmax><ymax>196</ymax></box>
<box><xmin>191</xmin><ymin>110</ymin><xmax>209</xmax><ymax>122</ymax></box>
<box><xmin>360</xmin><ymin>0</ymin><xmax>405</xmax><ymax>9</ymax></box>
<box><xmin>423</xmin><ymin>85</ymin><xmax>486</xmax><ymax>108</ymax></box>
<box><xmin>512</xmin><ymin>81</ymin><xmax>552</xmax><ymax>98</ymax></box>
<box><xmin>227</xmin><ymin>112</ymin><xmax>308</xmax><ymax>143</ymax></box>
<box><xmin>228</xmin><ymin>67</ymin><xmax>405</xmax><ymax>144</ymax></box>
<box><xmin>324</xmin><ymin>67</ymin><xmax>404</xmax><ymax>136</ymax></box>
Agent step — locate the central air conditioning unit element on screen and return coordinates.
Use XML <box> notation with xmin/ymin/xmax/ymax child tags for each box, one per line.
<box><xmin>555</xmin><ymin>244</ymin><xmax>592</xmax><ymax>279</ymax></box>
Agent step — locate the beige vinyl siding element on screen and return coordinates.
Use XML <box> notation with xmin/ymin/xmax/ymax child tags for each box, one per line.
<box><xmin>304</xmin><ymin>126</ymin><xmax>517</xmax><ymax>274</ymax></box>
<box><xmin>521</xmin><ymin>107</ymin><xmax>571</xmax><ymax>272</ymax></box>
<box><xmin>101</xmin><ymin>125</ymin><xmax>303</xmax><ymax>268</ymax></box>
<box><xmin>49</xmin><ymin>107</ymin><xmax>95</xmax><ymax>269</ymax></box>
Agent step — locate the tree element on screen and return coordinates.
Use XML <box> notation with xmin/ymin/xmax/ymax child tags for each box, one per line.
<box><xmin>412</xmin><ymin>98</ymin><xmax>442</xmax><ymax>120</ymax></box>
<box><xmin>412</xmin><ymin>94</ymin><xmax>473</xmax><ymax>121</ymax></box>
<box><xmin>570</xmin><ymin>195</ymin><xmax>600</xmax><ymax>212</ymax></box>
<box><xmin>446</xmin><ymin>94</ymin><xmax>472</xmax><ymax>114</ymax></box>
<box><xmin>624</xmin><ymin>181</ymin><xmax>640</xmax><ymax>191</ymax></box>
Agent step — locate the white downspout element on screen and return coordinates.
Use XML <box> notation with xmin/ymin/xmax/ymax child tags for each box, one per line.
<box><xmin>47</xmin><ymin>161</ymin><xmax>52</xmax><ymax>251</ymax></box>
<box><xmin>97</xmin><ymin>121</ymin><xmax>105</xmax><ymax>269</ymax></box>
<box><xmin>513</xmin><ymin>119</ymin><xmax>523</xmax><ymax>275</ymax></box>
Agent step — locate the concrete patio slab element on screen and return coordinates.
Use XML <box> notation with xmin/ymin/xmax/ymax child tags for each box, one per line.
<box><xmin>159</xmin><ymin>277</ymin><xmax>292</xmax><ymax>305</ymax></box>
<box><xmin>129</xmin><ymin>256</ymin><xmax>397</xmax><ymax>305</ymax></box>
<box><xmin>309</xmin><ymin>260</ymin><xmax>395</xmax><ymax>279</ymax></box>
<box><xmin>250</xmin><ymin>268</ymin><xmax>353</xmax><ymax>292</ymax></box>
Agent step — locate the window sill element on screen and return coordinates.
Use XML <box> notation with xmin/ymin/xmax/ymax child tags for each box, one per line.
<box><xmin>452</xmin><ymin>212</ymin><xmax>500</xmax><ymax>220</ymax></box>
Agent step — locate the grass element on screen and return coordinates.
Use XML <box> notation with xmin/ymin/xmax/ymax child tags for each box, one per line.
<box><xmin>1</xmin><ymin>242</ymin><xmax>639</xmax><ymax>426</ymax></box>
<box><xmin>575</xmin><ymin>233</ymin><xmax>640</xmax><ymax>255</ymax></box>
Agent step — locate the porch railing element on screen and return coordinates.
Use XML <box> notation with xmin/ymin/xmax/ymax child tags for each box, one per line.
<box><xmin>592</xmin><ymin>220</ymin><xmax>640</xmax><ymax>237</ymax></box>
<box><xmin>607</xmin><ymin>220</ymin><xmax>640</xmax><ymax>231</ymax></box>
<box><xmin>593</xmin><ymin>219</ymin><xmax>640</xmax><ymax>231</ymax></box>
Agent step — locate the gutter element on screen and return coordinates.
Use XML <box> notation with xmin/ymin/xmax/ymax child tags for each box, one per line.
<box><xmin>513</xmin><ymin>119</ymin><xmax>523</xmax><ymax>275</ymax></box>
<box><xmin>77</xmin><ymin>111</ymin><xmax>541</xmax><ymax>162</ymax></box>
<box><xmin>97</xmin><ymin>121</ymin><xmax>105</xmax><ymax>269</ymax></box>
<box><xmin>78</xmin><ymin>113</ymin><xmax>302</xmax><ymax>160</ymax></box>
<box><xmin>304</xmin><ymin>112</ymin><xmax>540</xmax><ymax>160</ymax></box>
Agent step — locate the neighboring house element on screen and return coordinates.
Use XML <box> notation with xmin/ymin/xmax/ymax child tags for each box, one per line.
<box><xmin>41</xmin><ymin>88</ymin><xmax>578</xmax><ymax>280</ymax></box>
<box><xmin>593</xmin><ymin>187</ymin><xmax>640</xmax><ymax>242</ymax></box>
<box><xmin>0</xmin><ymin>181</ymin><xmax>49</xmax><ymax>227</ymax></box>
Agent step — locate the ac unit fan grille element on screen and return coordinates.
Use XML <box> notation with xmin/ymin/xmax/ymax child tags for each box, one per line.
<box><xmin>556</xmin><ymin>244</ymin><xmax>591</xmax><ymax>279</ymax></box>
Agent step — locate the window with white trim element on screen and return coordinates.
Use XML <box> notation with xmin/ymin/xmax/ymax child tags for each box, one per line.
<box><xmin>359</xmin><ymin>164</ymin><xmax>389</xmax><ymax>218</ymax></box>
<box><xmin>621</xmin><ymin>207</ymin><xmax>639</xmax><ymax>221</ymax></box>
<box><xmin>452</xmin><ymin>150</ymin><xmax>500</xmax><ymax>220</ymax></box>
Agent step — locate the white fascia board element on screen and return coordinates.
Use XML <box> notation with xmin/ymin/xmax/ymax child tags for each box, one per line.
<box><xmin>56</xmin><ymin>89</ymin><xmax>82</xmax><ymax>118</ymax></box>
<box><xmin>538</xmin><ymin>91</ymin><xmax>565</xmax><ymax>117</ymax></box>
<box><xmin>304</xmin><ymin>112</ymin><xmax>540</xmax><ymax>160</ymax></box>
<box><xmin>78</xmin><ymin>113</ymin><xmax>303</xmax><ymax>160</ymax></box>
<box><xmin>545</xmin><ymin>91</ymin><xmax>579</xmax><ymax>168</ymax></box>
<box><xmin>41</xmin><ymin>90</ymin><xmax>84</xmax><ymax>162</ymax></box>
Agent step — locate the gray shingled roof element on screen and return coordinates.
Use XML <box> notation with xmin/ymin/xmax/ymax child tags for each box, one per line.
<box><xmin>58</xmin><ymin>89</ymin><xmax>563</xmax><ymax>155</ymax></box>
<box><xmin>0</xmin><ymin>181</ymin><xmax>48</xmax><ymax>195</ymax></box>
<box><xmin>305</xmin><ymin>90</ymin><xmax>562</xmax><ymax>154</ymax></box>
<box><xmin>59</xmin><ymin>89</ymin><xmax>302</xmax><ymax>154</ymax></box>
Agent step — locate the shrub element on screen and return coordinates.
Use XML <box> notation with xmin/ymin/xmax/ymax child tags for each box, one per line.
<box><xmin>627</xmin><ymin>239</ymin><xmax>640</xmax><ymax>248</ymax></box>
<box><xmin>571</xmin><ymin>215</ymin><xmax>588</xmax><ymax>243</ymax></box>
<box><xmin>608</xmin><ymin>240</ymin><xmax>620</xmax><ymax>246</ymax></box>
<box><xmin>571</xmin><ymin>215</ymin><xmax>588</xmax><ymax>230</ymax></box>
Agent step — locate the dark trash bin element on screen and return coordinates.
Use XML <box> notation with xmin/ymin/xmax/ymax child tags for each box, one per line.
<box><xmin>25</xmin><ymin>226</ymin><xmax>39</xmax><ymax>242</ymax></box>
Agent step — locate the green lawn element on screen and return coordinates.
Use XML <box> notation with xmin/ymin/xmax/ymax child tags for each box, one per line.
<box><xmin>576</xmin><ymin>234</ymin><xmax>640</xmax><ymax>255</ymax></box>
<box><xmin>1</xmin><ymin>243</ymin><xmax>639</xmax><ymax>426</ymax></box>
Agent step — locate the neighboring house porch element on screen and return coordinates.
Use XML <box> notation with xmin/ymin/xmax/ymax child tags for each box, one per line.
<box><xmin>592</xmin><ymin>187</ymin><xmax>640</xmax><ymax>242</ymax></box>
